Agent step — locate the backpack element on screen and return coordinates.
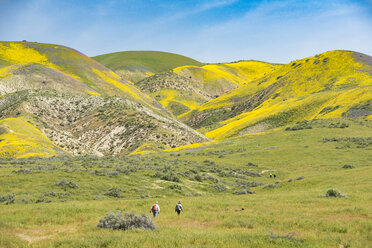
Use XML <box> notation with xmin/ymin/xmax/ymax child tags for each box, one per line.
<box><xmin>152</xmin><ymin>204</ymin><xmax>157</xmax><ymax>211</ymax></box>
<box><xmin>175</xmin><ymin>204</ymin><xmax>181</xmax><ymax>211</ymax></box>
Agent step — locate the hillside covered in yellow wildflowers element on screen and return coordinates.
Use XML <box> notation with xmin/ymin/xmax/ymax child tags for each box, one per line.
<box><xmin>180</xmin><ymin>51</ymin><xmax>372</xmax><ymax>139</ymax></box>
<box><xmin>134</xmin><ymin>61</ymin><xmax>280</xmax><ymax>117</ymax></box>
<box><xmin>0</xmin><ymin>41</ymin><xmax>371</xmax><ymax>157</ymax></box>
<box><xmin>0</xmin><ymin>41</ymin><xmax>208</xmax><ymax>157</ymax></box>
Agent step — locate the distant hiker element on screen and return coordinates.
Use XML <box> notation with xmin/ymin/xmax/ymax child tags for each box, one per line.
<box><xmin>150</xmin><ymin>201</ymin><xmax>160</xmax><ymax>218</ymax></box>
<box><xmin>175</xmin><ymin>201</ymin><xmax>183</xmax><ymax>215</ymax></box>
<box><xmin>269</xmin><ymin>173</ymin><xmax>273</xmax><ymax>178</ymax></box>
<box><xmin>273</xmin><ymin>174</ymin><xmax>277</xmax><ymax>179</ymax></box>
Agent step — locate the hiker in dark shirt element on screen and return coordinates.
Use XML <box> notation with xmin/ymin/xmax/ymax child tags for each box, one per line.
<box><xmin>175</xmin><ymin>201</ymin><xmax>183</xmax><ymax>215</ymax></box>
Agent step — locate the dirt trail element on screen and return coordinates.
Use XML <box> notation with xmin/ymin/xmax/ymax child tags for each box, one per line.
<box><xmin>16</xmin><ymin>225</ymin><xmax>77</xmax><ymax>243</ymax></box>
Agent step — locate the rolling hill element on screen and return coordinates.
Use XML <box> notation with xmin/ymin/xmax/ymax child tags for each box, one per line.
<box><xmin>1</xmin><ymin>43</ymin><xmax>371</xmax><ymax>157</ymax></box>
<box><xmin>180</xmin><ymin>51</ymin><xmax>372</xmax><ymax>139</ymax></box>
<box><xmin>93</xmin><ymin>51</ymin><xmax>203</xmax><ymax>83</ymax></box>
<box><xmin>0</xmin><ymin>41</ymin><xmax>208</xmax><ymax>157</ymax></box>
<box><xmin>136</xmin><ymin>61</ymin><xmax>280</xmax><ymax>117</ymax></box>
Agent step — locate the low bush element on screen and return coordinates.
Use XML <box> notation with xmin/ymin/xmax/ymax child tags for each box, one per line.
<box><xmin>0</xmin><ymin>193</ymin><xmax>15</xmax><ymax>205</ymax></box>
<box><xmin>212</xmin><ymin>183</ymin><xmax>227</xmax><ymax>192</ymax></box>
<box><xmin>107</xmin><ymin>170</ymin><xmax>120</xmax><ymax>176</ymax></box>
<box><xmin>263</xmin><ymin>184</ymin><xmax>278</xmax><ymax>189</ymax></box>
<box><xmin>289</xmin><ymin>176</ymin><xmax>305</xmax><ymax>182</ymax></box>
<box><xmin>137</xmin><ymin>194</ymin><xmax>150</xmax><ymax>199</ymax></box>
<box><xmin>285</xmin><ymin>121</ymin><xmax>312</xmax><ymax>131</ymax></box>
<box><xmin>233</xmin><ymin>190</ymin><xmax>255</xmax><ymax>195</ymax></box>
<box><xmin>342</xmin><ymin>164</ymin><xmax>355</xmax><ymax>169</ymax></box>
<box><xmin>243</xmin><ymin>171</ymin><xmax>261</xmax><ymax>177</ymax></box>
<box><xmin>55</xmin><ymin>179</ymin><xmax>78</xmax><ymax>189</ymax></box>
<box><xmin>193</xmin><ymin>174</ymin><xmax>203</xmax><ymax>182</ymax></box>
<box><xmin>204</xmin><ymin>174</ymin><xmax>219</xmax><ymax>183</ymax></box>
<box><xmin>97</xmin><ymin>211</ymin><xmax>156</xmax><ymax>230</ymax></box>
<box><xmin>35</xmin><ymin>198</ymin><xmax>52</xmax><ymax>203</ymax></box>
<box><xmin>169</xmin><ymin>184</ymin><xmax>182</xmax><ymax>190</ymax></box>
<box><xmin>160</xmin><ymin>173</ymin><xmax>181</xmax><ymax>182</ymax></box>
<box><xmin>325</xmin><ymin>189</ymin><xmax>346</xmax><ymax>198</ymax></box>
<box><xmin>104</xmin><ymin>188</ymin><xmax>122</xmax><ymax>198</ymax></box>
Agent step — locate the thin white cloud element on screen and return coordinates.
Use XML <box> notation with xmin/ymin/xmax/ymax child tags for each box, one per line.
<box><xmin>183</xmin><ymin>0</ymin><xmax>372</xmax><ymax>63</ymax></box>
<box><xmin>1</xmin><ymin>0</ymin><xmax>371</xmax><ymax>63</ymax></box>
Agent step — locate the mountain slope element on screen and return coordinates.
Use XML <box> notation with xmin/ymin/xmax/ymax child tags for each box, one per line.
<box><xmin>180</xmin><ymin>51</ymin><xmax>372</xmax><ymax>139</ymax></box>
<box><xmin>0</xmin><ymin>41</ymin><xmax>163</xmax><ymax>111</ymax></box>
<box><xmin>93</xmin><ymin>51</ymin><xmax>203</xmax><ymax>83</ymax></box>
<box><xmin>136</xmin><ymin>61</ymin><xmax>280</xmax><ymax>117</ymax></box>
<box><xmin>0</xmin><ymin>42</ymin><xmax>208</xmax><ymax>157</ymax></box>
<box><xmin>0</xmin><ymin>118</ymin><xmax>68</xmax><ymax>158</ymax></box>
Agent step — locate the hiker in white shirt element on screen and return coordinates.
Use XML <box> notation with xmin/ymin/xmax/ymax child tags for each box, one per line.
<box><xmin>150</xmin><ymin>201</ymin><xmax>160</xmax><ymax>218</ymax></box>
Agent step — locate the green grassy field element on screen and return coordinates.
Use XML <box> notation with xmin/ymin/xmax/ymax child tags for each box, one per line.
<box><xmin>0</xmin><ymin>118</ymin><xmax>371</xmax><ymax>247</ymax></box>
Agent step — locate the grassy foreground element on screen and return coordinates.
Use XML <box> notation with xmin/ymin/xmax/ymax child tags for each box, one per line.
<box><xmin>0</xmin><ymin>118</ymin><xmax>371</xmax><ymax>247</ymax></box>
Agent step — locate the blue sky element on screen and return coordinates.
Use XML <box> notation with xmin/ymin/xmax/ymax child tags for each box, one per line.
<box><xmin>0</xmin><ymin>0</ymin><xmax>371</xmax><ymax>63</ymax></box>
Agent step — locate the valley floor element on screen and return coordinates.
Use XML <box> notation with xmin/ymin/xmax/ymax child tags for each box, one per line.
<box><xmin>0</xmin><ymin>118</ymin><xmax>371</xmax><ymax>247</ymax></box>
<box><xmin>0</xmin><ymin>192</ymin><xmax>371</xmax><ymax>248</ymax></box>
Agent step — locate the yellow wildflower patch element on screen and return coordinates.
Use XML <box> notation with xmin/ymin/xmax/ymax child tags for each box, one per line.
<box><xmin>0</xmin><ymin>42</ymin><xmax>82</xmax><ymax>82</ymax></box>
<box><xmin>92</xmin><ymin>68</ymin><xmax>153</xmax><ymax>103</ymax></box>
<box><xmin>129</xmin><ymin>142</ymin><xmax>161</xmax><ymax>155</ymax></box>
<box><xmin>86</xmin><ymin>90</ymin><xmax>101</xmax><ymax>96</ymax></box>
<box><xmin>0</xmin><ymin>65</ymin><xmax>16</xmax><ymax>78</ymax></box>
<box><xmin>165</xmin><ymin>140</ymin><xmax>215</xmax><ymax>152</ymax></box>
<box><xmin>0</xmin><ymin>42</ymin><xmax>50</xmax><ymax>65</ymax></box>
<box><xmin>173</xmin><ymin>61</ymin><xmax>279</xmax><ymax>88</ymax></box>
<box><xmin>155</xmin><ymin>89</ymin><xmax>199</xmax><ymax>109</ymax></box>
<box><xmin>0</xmin><ymin>118</ymin><xmax>68</xmax><ymax>158</ymax></box>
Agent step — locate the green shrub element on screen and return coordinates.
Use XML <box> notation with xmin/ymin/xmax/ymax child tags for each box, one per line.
<box><xmin>169</xmin><ymin>184</ymin><xmax>182</xmax><ymax>190</ymax></box>
<box><xmin>285</xmin><ymin>121</ymin><xmax>313</xmax><ymax>131</ymax></box>
<box><xmin>155</xmin><ymin>172</ymin><xmax>181</xmax><ymax>182</ymax></box>
<box><xmin>233</xmin><ymin>190</ymin><xmax>254</xmax><ymax>195</ymax></box>
<box><xmin>193</xmin><ymin>174</ymin><xmax>203</xmax><ymax>182</ymax></box>
<box><xmin>263</xmin><ymin>184</ymin><xmax>278</xmax><ymax>189</ymax></box>
<box><xmin>104</xmin><ymin>188</ymin><xmax>122</xmax><ymax>198</ymax></box>
<box><xmin>204</xmin><ymin>174</ymin><xmax>219</xmax><ymax>183</ymax></box>
<box><xmin>243</xmin><ymin>171</ymin><xmax>261</xmax><ymax>177</ymax></box>
<box><xmin>325</xmin><ymin>189</ymin><xmax>346</xmax><ymax>198</ymax></box>
<box><xmin>0</xmin><ymin>193</ymin><xmax>15</xmax><ymax>205</ymax></box>
<box><xmin>97</xmin><ymin>211</ymin><xmax>156</xmax><ymax>230</ymax></box>
<box><xmin>342</xmin><ymin>164</ymin><xmax>355</xmax><ymax>169</ymax></box>
<box><xmin>212</xmin><ymin>183</ymin><xmax>227</xmax><ymax>192</ymax></box>
<box><xmin>55</xmin><ymin>179</ymin><xmax>78</xmax><ymax>189</ymax></box>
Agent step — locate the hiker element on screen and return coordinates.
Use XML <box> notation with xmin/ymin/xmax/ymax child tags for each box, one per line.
<box><xmin>150</xmin><ymin>201</ymin><xmax>160</xmax><ymax>218</ymax></box>
<box><xmin>273</xmin><ymin>174</ymin><xmax>277</xmax><ymax>179</ymax></box>
<box><xmin>175</xmin><ymin>201</ymin><xmax>183</xmax><ymax>215</ymax></box>
<box><xmin>269</xmin><ymin>173</ymin><xmax>272</xmax><ymax>178</ymax></box>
